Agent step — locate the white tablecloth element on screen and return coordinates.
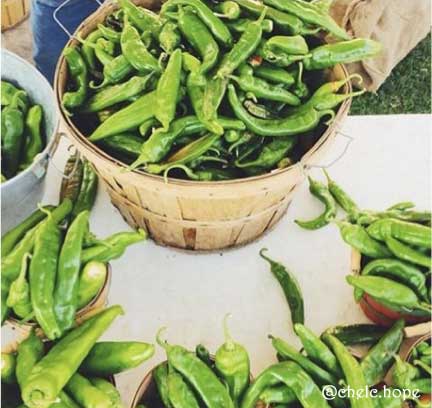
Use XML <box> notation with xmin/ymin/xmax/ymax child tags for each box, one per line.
<box><xmin>2</xmin><ymin>114</ymin><xmax>430</xmax><ymax>406</ymax></box>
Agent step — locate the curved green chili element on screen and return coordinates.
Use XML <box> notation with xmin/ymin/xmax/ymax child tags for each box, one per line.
<box><xmin>215</xmin><ymin>314</ymin><xmax>250</xmax><ymax>404</ymax></box>
<box><xmin>167</xmin><ymin>369</ymin><xmax>200</xmax><ymax>408</ymax></box>
<box><xmin>21</xmin><ymin>104</ymin><xmax>44</xmax><ymax>169</ymax></box>
<box><xmin>16</xmin><ymin>329</ymin><xmax>44</xmax><ymax>388</ymax></box>
<box><xmin>6</xmin><ymin>253</ymin><xmax>32</xmax><ymax>318</ymax></box>
<box><xmin>295</xmin><ymin>176</ymin><xmax>337</xmax><ymax>230</ymax></box>
<box><xmin>62</xmin><ymin>47</ymin><xmax>88</xmax><ymax>112</ymax></box>
<box><xmin>260</xmin><ymin>249</ymin><xmax>304</xmax><ymax>325</ymax></box>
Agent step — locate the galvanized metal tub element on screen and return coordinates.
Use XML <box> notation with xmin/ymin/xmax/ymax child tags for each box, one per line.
<box><xmin>1</xmin><ymin>49</ymin><xmax>59</xmax><ymax>233</ymax></box>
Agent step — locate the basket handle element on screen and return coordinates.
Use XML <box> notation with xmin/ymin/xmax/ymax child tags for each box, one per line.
<box><xmin>48</xmin><ymin>132</ymin><xmax>82</xmax><ymax>180</ymax></box>
<box><xmin>53</xmin><ymin>0</ymin><xmax>105</xmax><ymax>39</ymax></box>
<box><xmin>303</xmin><ymin>130</ymin><xmax>354</xmax><ymax>171</ymax></box>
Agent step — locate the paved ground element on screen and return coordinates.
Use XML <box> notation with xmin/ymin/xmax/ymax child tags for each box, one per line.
<box><xmin>2</xmin><ymin>16</ymin><xmax>33</xmax><ymax>63</ymax></box>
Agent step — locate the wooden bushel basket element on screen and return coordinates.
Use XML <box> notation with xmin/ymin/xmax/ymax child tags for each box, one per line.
<box><xmin>55</xmin><ymin>0</ymin><xmax>352</xmax><ymax>251</ymax></box>
<box><xmin>1</xmin><ymin>0</ymin><xmax>30</xmax><ymax>32</ymax></box>
<box><xmin>5</xmin><ymin>264</ymin><xmax>112</xmax><ymax>338</ymax></box>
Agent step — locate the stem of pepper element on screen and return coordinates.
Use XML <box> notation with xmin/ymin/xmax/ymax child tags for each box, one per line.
<box><xmin>156</xmin><ymin>327</ymin><xmax>171</xmax><ymax>351</ymax></box>
<box><xmin>222</xmin><ymin>313</ymin><xmax>235</xmax><ymax>352</ymax></box>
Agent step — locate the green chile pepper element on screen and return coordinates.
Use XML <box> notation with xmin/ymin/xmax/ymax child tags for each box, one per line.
<box><xmin>259</xmin><ymin>384</ymin><xmax>296</xmax><ymax>405</ymax></box>
<box><xmin>262</xmin><ymin>0</ymin><xmax>350</xmax><ymax>40</ymax></box>
<box><xmin>227</xmin><ymin>18</ymin><xmax>274</xmax><ymax>34</ymax></box>
<box><xmin>81</xmin><ymin>29</ymin><xmax>104</xmax><ymax>72</ymax></box>
<box><xmin>97</xmin><ymin>23</ymin><xmax>121</xmax><ymax>43</ymax></box>
<box><xmin>384</xmin><ymin>235</ymin><xmax>431</xmax><ymax>268</ymax></box>
<box><xmin>1</xmin><ymin>91</ymin><xmax>25</xmax><ymax>178</ymax></box>
<box><xmin>229</xmin><ymin>74</ymin><xmax>300</xmax><ymax>105</ymax></box>
<box><xmin>82</xmin><ymin>75</ymin><xmax>153</xmax><ymax>113</ymax></box>
<box><xmin>295</xmin><ymin>176</ymin><xmax>337</xmax><ymax>230</ymax></box>
<box><xmin>77</xmin><ymin>261</ymin><xmax>108</xmax><ymax>310</ymax></box>
<box><xmin>159</xmin><ymin>21</ymin><xmax>181</xmax><ymax>54</ymax></box>
<box><xmin>270</xmin><ymin>335</ymin><xmax>338</xmax><ymax>387</ymax></box>
<box><xmin>1</xmin><ymin>80</ymin><xmax>21</xmax><ymax>105</ymax></box>
<box><xmin>60</xmin><ymin>154</ymin><xmax>83</xmax><ymax>205</ymax></box>
<box><xmin>81</xmin><ymin>229</ymin><xmax>147</xmax><ymax>264</ymax></box>
<box><xmin>254</xmin><ymin>64</ymin><xmax>296</xmax><ymax>86</ymax></box>
<box><xmin>155</xmin><ymin>49</ymin><xmax>183</xmax><ymax>130</ymax></box>
<box><xmin>71</xmin><ymin>160</ymin><xmax>98</xmax><ymax>218</ymax></box>
<box><xmin>157</xmin><ymin>329</ymin><xmax>235</xmax><ymax>408</ymax></box>
<box><xmin>162</xmin><ymin>0</ymin><xmax>232</xmax><ymax>46</ymax></box>
<box><xmin>6</xmin><ymin>253</ymin><xmax>32</xmax><ymax>318</ymax></box>
<box><xmin>89</xmin><ymin>91</ymin><xmax>156</xmax><ymax>141</ymax></box>
<box><xmin>260</xmin><ymin>249</ymin><xmax>304</xmax><ymax>325</ymax></box>
<box><xmin>336</xmin><ymin>221</ymin><xmax>392</xmax><ymax>258</ymax></box>
<box><xmin>216</xmin><ymin>9</ymin><xmax>267</xmax><ymax>79</ymax></box>
<box><xmin>121</xmin><ymin>19</ymin><xmax>161</xmax><ymax>74</ymax></box>
<box><xmin>1</xmin><ymin>352</ymin><xmax>16</xmax><ymax>384</ymax></box>
<box><xmin>357</xmin><ymin>258</ymin><xmax>428</xmax><ymax>302</ymax></box>
<box><xmin>265</xmin><ymin>35</ymin><xmax>309</xmax><ymax>55</ymax></box>
<box><xmin>195</xmin><ymin>344</ymin><xmax>213</xmax><ymax>368</ymax></box>
<box><xmin>323</xmin><ymin>324</ymin><xmax>387</xmax><ymax>346</ymax></box>
<box><xmin>322</xmin><ymin>333</ymin><xmax>374</xmax><ymax>408</ymax></box>
<box><xmin>21</xmin><ymin>104</ymin><xmax>44</xmax><ymax>169</ymax></box>
<box><xmin>81</xmin><ymin>341</ymin><xmax>155</xmax><ymax>376</ymax></box>
<box><xmin>117</xmin><ymin>0</ymin><xmax>162</xmax><ymax>36</ymax></box>
<box><xmin>167</xmin><ymin>368</ymin><xmax>200</xmax><ymax>408</ymax></box>
<box><xmin>90</xmin><ymin>377</ymin><xmax>122</xmax><ymax>408</ymax></box>
<box><xmin>16</xmin><ymin>329</ymin><xmax>44</xmax><ymax>389</ymax></box>
<box><xmin>324</xmin><ymin>170</ymin><xmax>360</xmax><ymax>221</ymax></box>
<box><xmin>235</xmin><ymin>136</ymin><xmax>296</xmax><ymax>170</ymax></box>
<box><xmin>303</xmin><ymin>39</ymin><xmax>382</xmax><ymax>70</ymax></box>
<box><xmin>154</xmin><ymin>362</ymin><xmax>173</xmax><ymax>408</ymax></box>
<box><xmin>367</xmin><ymin>218</ymin><xmax>431</xmax><ymax>249</ymax></box>
<box><xmin>346</xmin><ymin>275</ymin><xmax>431</xmax><ymax>313</ymax></box>
<box><xmin>228</xmin><ymin>84</ymin><xmax>334</xmax><ymax>137</ymax></box>
<box><xmin>360</xmin><ymin>319</ymin><xmax>404</xmax><ymax>386</ymax></box>
<box><xmin>241</xmin><ymin>361</ymin><xmax>331</xmax><ymax>408</ymax></box>
<box><xmin>146</xmin><ymin>133</ymin><xmax>222</xmax><ymax>175</ymax></box>
<box><xmin>215</xmin><ymin>1</ymin><xmax>241</xmax><ymax>19</ymax></box>
<box><xmin>178</xmin><ymin>7</ymin><xmax>219</xmax><ymax>73</ymax></box>
<box><xmin>65</xmin><ymin>373</ymin><xmax>112</xmax><ymax>408</ymax></box>
<box><xmin>29</xmin><ymin>211</ymin><xmax>62</xmax><ymax>340</ymax></box>
<box><xmin>294</xmin><ymin>324</ymin><xmax>342</xmax><ymax>378</ymax></box>
<box><xmin>215</xmin><ymin>315</ymin><xmax>250</xmax><ymax>404</ymax></box>
<box><xmin>62</xmin><ymin>47</ymin><xmax>88</xmax><ymax>112</ymax></box>
<box><xmin>236</xmin><ymin>0</ymin><xmax>316</xmax><ymax>36</ymax></box>
<box><xmin>54</xmin><ymin>211</ymin><xmax>90</xmax><ymax>333</ymax></box>
<box><xmin>100</xmin><ymin>133</ymin><xmax>143</xmax><ymax>160</ymax></box>
<box><xmin>22</xmin><ymin>305</ymin><xmax>124</xmax><ymax>408</ymax></box>
<box><xmin>1</xmin><ymin>205</ymin><xmax>55</xmax><ymax>257</ymax></box>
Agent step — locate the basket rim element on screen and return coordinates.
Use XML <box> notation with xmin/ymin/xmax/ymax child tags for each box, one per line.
<box><xmin>54</xmin><ymin>1</ymin><xmax>352</xmax><ymax>188</ymax></box>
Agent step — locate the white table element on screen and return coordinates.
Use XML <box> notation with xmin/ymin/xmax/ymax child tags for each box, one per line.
<box><xmin>2</xmin><ymin>114</ymin><xmax>430</xmax><ymax>406</ymax></box>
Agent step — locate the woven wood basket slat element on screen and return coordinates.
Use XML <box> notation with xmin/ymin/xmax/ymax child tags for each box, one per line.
<box><xmin>1</xmin><ymin>0</ymin><xmax>30</xmax><ymax>32</ymax></box>
<box><xmin>54</xmin><ymin>1</ymin><xmax>352</xmax><ymax>251</ymax></box>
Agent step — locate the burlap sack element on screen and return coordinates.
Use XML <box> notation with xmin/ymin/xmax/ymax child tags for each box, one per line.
<box><xmin>331</xmin><ymin>0</ymin><xmax>431</xmax><ymax>91</ymax></box>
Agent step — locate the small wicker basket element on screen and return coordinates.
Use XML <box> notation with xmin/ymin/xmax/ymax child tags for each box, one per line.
<box><xmin>5</xmin><ymin>264</ymin><xmax>112</xmax><ymax>338</ymax></box>
<box><xmin>55</xmin><ymin>0</ymin><xmax>352</xmax><ymax>251</ymax></box>
<box><xmin>1</xmin><ymin>0</ymin><xmax>30</xmax><ymax>32</ymax></box>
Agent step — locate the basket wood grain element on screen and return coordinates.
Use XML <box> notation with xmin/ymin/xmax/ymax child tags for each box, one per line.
<box><xmin>54</xmin><ymin>1</ymin><xmax>352</xmax><ymax>250</ymax></box>
<box><xmin>5</xmin><ymin>263</ymin><xmax>112</xmax><ymax>338</ymax></box>
<box><xmin>1</xmin><ymin>0</ymin><xmax>30</xmax><ymax>32</ymax></box>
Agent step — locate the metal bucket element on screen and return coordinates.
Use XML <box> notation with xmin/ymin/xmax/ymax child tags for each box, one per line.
<box><xmin>1</xmin><ymin>49</ymin><xmax>59</xmax><ymax>234</ymax></box>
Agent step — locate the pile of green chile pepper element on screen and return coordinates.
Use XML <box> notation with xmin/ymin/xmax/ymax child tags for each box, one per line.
<box><xmin>1</xmin><ymin>156</ymin><xmax>147</xmax><ymax>336</ymax></box>
<box><xmin>0</xmin><ymin>305</ymin><xmax>155</xmax><ymax>408</ymax></box>
<box><xmin>1</xmin><ymin>81</ymin><xmax>46</xmax><ymax>181</ymax></box>
<box><xmin>138</xmin><ymin>316</ymin><xmax>250</xmax><ymax>408</ymax></box>
<box><xmin>62</xmin><ymin>0</ymin><xmax>380</xmax><ymax>181</ymax></box>
<box><xmin>296</xmin><ymin>171</ymin><xmax>431</xmax><ymax>325</ymax></box>
<box><xmin>392</xmin><ymin>338</ymin><xmax>432</xmax><ymax>407</ymax></box>
<box><xmin>135</xmin><ymin>319</ymin><xmax>412</xmax><ymax>408</ymax></box>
